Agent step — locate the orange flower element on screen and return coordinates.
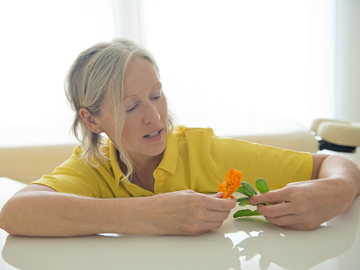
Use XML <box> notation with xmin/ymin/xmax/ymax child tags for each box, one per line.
<box><xmin>218</xmin><ymin>169</ymin><xmax>242</xmax><ymax>199</ymax></box>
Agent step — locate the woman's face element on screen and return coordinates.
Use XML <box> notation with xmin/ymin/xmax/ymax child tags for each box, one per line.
<box><xmin>99</xmin><ymin>58</ymin><xmax>168</xmax><ymax>163</ymax></box>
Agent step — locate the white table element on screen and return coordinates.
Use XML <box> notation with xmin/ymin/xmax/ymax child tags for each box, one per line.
<box><xmin>1</xmin><ymin>177</ymin><xmax>360</xmax><ymax>270</ymax></box>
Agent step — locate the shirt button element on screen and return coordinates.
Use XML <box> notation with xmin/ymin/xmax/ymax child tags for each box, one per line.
<box><xmin>157</xmin><ymin>169</ymin><xmax>164</xmax><ymax>176</ymax></box>
<box><xmin>157</xmin><ymin>180</ymin><xmax>164</xmax><ymax>185</ymax></box>
<box><xmin>156</xmin><ymin>190</ymin><xmax>163</xmax><ymax>194</ymax></box>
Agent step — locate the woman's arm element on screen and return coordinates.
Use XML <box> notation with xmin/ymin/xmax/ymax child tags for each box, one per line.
<box><xmin>0</xmin><ymin>184</ymin><xmax>236</xmax><ymax>237</ymax></box>
<box><xmin>248</xmin><ymin>154</ymin><xmax>360</xmax><ymax>230</ymax></box>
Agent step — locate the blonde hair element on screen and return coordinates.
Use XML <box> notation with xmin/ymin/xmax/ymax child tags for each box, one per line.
<box><xmin>65</xmin><ymin>38</ymin><xmax>174</xmax><ymax>181</ymax></box>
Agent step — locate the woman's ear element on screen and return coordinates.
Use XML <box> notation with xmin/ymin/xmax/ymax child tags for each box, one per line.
<box><xmin>79</xmin><ymin>108</ymin><xmax>102</xmax><ymax>133</ymax></box>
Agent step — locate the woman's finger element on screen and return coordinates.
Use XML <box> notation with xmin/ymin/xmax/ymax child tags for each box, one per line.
<box><xmin>212</xmin><ymin>192</ymin><xmax>224</xmax><ymax>199</ymax></box>
<box><xmin>256</xmin><ymin>200</ymin><xmax>297</xmax><ymax>217</ymax></box>
<box><xmin>206</xmin><ymin>197</ymin><xmax>237</xmax><ymax>212</ymax></box>
<box><xmin>265</xmin><ymin>214</ymin><xmax>319</xmax><ymax>230</ymax></box>
<box><xmin>248</xmin><ymin>187</ymin><xmax>291</xmax><ymax>205</ymax></box>
<box><xmin>264</xmin><ymin>214</ymin><xmax>303</xmax><ymax>228</ymax></box>
<box><xmin>206</xmin><ymin>210</ymin><xmax>232</xmax><ymax>222</ymax></box>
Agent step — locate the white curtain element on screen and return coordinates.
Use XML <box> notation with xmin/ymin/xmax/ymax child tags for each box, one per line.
<box><xmin>135</xmin><ymin>0</ymin><xmax>336</xmax><ymax>136</ymax></box>
<box><xmin>0</xmin><ymin>0</ymin><xmax>115</xmax><ymax>146</ymax></box>
<box><xmin>335</xmin><ymin>0</ymin><xmax>360</xmax><ymax>122</ymax></box>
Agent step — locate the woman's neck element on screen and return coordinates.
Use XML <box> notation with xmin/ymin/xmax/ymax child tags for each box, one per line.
<box><xmin>118</xmin><ymin>151</ymin><xmax>164</xmax><ymax>192</ymax></box>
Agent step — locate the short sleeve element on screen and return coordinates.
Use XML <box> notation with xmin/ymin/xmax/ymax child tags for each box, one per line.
<box><xmin>207</xmin><ymin>136</ymin><xmax>313</xmax><ymax>190</ymax></box>
<box><xmin>29</xmin><ymin>146</ymin><xmax>106</xmax><ymax>198</ymax></box>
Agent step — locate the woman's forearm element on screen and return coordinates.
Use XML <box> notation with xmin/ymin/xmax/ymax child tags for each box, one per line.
<box><xmin>317</xmin><ymin>155</ymin><xmax>360</xmax><ymax>200</ymax></box>
<box><xmin>0</xmin><ymin>188</ymin><xmax>236</xmax><ymax>237</ymax></box>
<box><xmin>0</xmin><ymin>191</ymin><xmax>152</xmax><ymax>237</ymax></box>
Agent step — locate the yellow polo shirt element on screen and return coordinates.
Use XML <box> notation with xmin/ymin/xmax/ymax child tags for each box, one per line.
<box><xmin>30</xmin><ymin>126</ymin><xmax>313</xmax><ymax>198</ymax></box>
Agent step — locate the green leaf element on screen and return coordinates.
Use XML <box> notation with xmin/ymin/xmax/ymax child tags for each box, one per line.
<box><xmin>233</xmin><ymin>209</ymin><xmax>261</xmax><ymax>218</ymax></box>
<box><xmin>237</xmin><ymin>197</ymin><xmax>249</xmax><ymax>206</ymax></box>
<box><xmin>237</xmin><ymin>186</ymin><xmax>253</xmax><ymax>197</ymax></box>
<box><xmin>237</xmin><ymin>197</ymin><xmax>249</xmax><ymax>203</ymax></box>
<box><xmin>241</xmin><ymin>181</ymin><xmax>257</xmax><ymax>196</ymax></box>
<box><xmin>255</xmin><ymin>178</ymin><xmax>270</xmax><ymax>194</ymax></box>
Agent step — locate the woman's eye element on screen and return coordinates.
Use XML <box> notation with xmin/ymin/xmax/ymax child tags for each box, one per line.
<box><xmin>126</xmin><ymin>104</ymin><xmax>138</xmax><ymax>112</ymax></box>
<box><xmin>152</xmin><ymin>96</ymin><xmax>161</xmax><ymax>100</ymax></box>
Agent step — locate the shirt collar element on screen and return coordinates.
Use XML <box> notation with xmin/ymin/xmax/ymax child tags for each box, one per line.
<box><xmin>108</xmin><ymin>131</ymin><xmax>179</xmax><ymax>188</ymax></box>
<box><xmin>157</xmin><ymin>131</ymin><xmax>178</xmax><ymax>175</ymax></box>
<box><xmin>108</xmin><ymin>139</ymin><xmax>125</xmax><ymax>188</ymax></box>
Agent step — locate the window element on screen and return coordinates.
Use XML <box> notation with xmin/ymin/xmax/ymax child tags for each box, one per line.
<box><xmin>139</xmin><ymin>0</ymin><xmax>335</xmax><ymax>135</ymax></box>
<box><xmin>0</xmin><ymin>0</ymin><xmax>115</xmax><ymax>146</ymax></box>
<box><xmin>1</xmin><ymin>0</ymin><xmax>336</xmax><ymax>146</ymax></box>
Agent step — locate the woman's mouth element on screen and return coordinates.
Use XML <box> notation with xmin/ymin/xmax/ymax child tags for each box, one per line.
<box><xmin>144</xmin><ymin>129</ymin><xmax>162</xmax><ymax>138</ymax></box>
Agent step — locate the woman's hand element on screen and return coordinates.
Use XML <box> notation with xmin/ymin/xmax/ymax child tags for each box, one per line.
<box><xmin>248</xmin><ymin>155</ymin><xmax>360</xmax><ymax>230</ymax></box>
<box><xmin>144</xmin><ymin>190</ymin><xmax>237</xmax><ymax>235</ymax></box>
<box><xmin>248</xmin><ymin>178</ymin><xmax>353</xmax><ymax>230</ymax></box>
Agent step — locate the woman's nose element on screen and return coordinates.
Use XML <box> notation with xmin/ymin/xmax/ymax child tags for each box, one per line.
<box><xmin>143</xmin><ymin>102</ymin><xmax>160</xmax><ymax>124</ymax></box>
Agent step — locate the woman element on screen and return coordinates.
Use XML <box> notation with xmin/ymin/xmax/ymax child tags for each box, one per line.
<box><xmin>0</xmin><ymin>39</ymin><xmax>359</xmax><ymax>236</ymax></box>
